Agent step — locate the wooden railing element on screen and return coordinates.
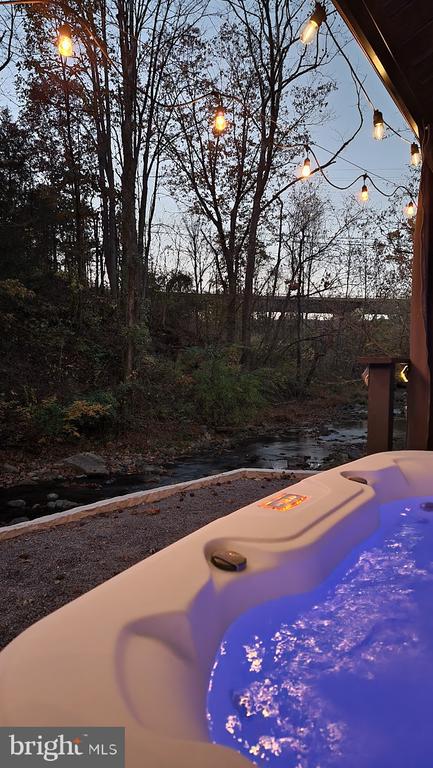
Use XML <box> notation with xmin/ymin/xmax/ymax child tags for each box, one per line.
<box><xmin>358</xmin><ymin>356</ymin><xmax>410</xmax><ymax>454</ymax></box>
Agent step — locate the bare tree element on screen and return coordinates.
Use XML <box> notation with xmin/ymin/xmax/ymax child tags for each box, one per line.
<box><xmin>166</xmin><ymin>2</ymin><xmax>363</xmax><ymax>354</ymax></box>
<box><xmin>113</xmin><ymin>0</ymin><xmax>203</xmax><ymax>378</ymax></box>
<box><xmin>0</xmin><ymin>7</ymin><xmax>15</xmax><ymax>74</ymax></box>
<box><xmin>257</xmin><ymin>183</ymin><xmax>362</xmax><ymax>373</ymax></box>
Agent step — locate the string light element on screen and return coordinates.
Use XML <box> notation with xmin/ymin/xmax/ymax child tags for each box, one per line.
<box><xmin>293</xmin><ymin>7</ymin><xmax>421</xmax><ymax>213</ymax></box>
<box><xmin>373</xmin><ymin>109</ymin><xmax>385</xmax><ymax>141</ymax></box>
<box><xmin>213</xmin><ymin>105</ymin><xmax>227</xmax><ymax>135</ymax></box>
<box><xmin>301</xmin><ymin>154</ymin><xmax>311</xmax><ymax>178</ymax></box>
<box><xmin>411</xmin><ymin>142</ymin><xmax>421</xmax><ymax>166</ymax></box>
<box><xmin>360</xmin><ymin>175</ymin><xmax>369</xmax><ymax>202</ymax></box>
<box><xmin>296</xmin><ymin>144</ymin><xmax>417</xmax><ymax>213</ymax></box>
<box><xmin>405</xmin><ymin>200</ymin><xmax>416</xmax><ymax>218</ymax></box>
<box><xmin>57</xmin><ymin>24</ymin><xmax>74</xmax><ymax>58</ymax></box>
<box><xmin>300</xmin><ymin>3</ymin><xmax>326</xmax><ymax>45</ymax></box>
<box><xmin>324</xmin><ymin>18</ymin><xmax>421</xmax><ymax>169</ymax></box>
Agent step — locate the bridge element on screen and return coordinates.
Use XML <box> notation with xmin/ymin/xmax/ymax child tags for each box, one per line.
<box><xmin>251</xmin><ymin>294</ymin><xmax>409</xmax><ymax>316</ymax></box>
<box><xmin>154</xmin><ymin>292</ymin><xmax>409</xmax><ymax>317</ymax></box>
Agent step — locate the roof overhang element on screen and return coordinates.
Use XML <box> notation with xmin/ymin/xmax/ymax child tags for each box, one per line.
<box><xmin>331</xmin><ymin>0</ymin><xmax>433</xmax><ymax>138</ymax></box>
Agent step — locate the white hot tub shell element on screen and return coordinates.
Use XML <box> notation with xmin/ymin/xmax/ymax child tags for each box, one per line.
<box><xmin>0</xmin><ymin>450</ymin><xmax>432</xmax><ymax>767</ymax></box>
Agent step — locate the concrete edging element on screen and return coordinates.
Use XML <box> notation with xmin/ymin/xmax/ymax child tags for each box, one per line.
<box><xmin>0</xmin><ymin>468</ymin><xmax>318</xmax><ymax>542</ymax></box>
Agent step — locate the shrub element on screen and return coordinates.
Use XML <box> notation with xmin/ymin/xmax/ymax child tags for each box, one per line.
<box><xmin>190</xmin><ymin>351</ymin><xmax>264</xmax><ymax>427</ymax></box>
<box><xmin>64</xmin><ymin>393</ymin><xmax>117</xmax><ymax>437</ymax></box>
<box><xmin>30</xmin><ymin>397</ymin><xmax>65</xmax><ymax>437</ymax></box>
<box><xmin>26</xmin><ymin>391</ymin><xmax>118</xmax><ymax>439</ymax></box>
<box><xmin>115</xmin><ymin>357</ymin><xmax>189</xmax><ymax>425</ymax></box>
<box><xmin>0</xmin><ymin>279</ymin><xmax>35</xmax><ymax>302</ymax></box>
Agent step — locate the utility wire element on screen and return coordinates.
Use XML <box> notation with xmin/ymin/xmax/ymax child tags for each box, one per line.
<box><xmin>311</xmin><ymin>141</ymin><xmax>415</xmax><ymax>187</ymax></box>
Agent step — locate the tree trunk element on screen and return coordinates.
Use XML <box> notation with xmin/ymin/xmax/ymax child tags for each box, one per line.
<box><xmin>122</xmin><ymin>109</ymin><xmax>139</xmax><ymax>380</ymax></box>
<box><xmin>117</xmin><ymin>0</ymin><xmax>139</xmax><ymax>380</ymax></box>
<box><xmin>61</xmin><ymin>60</ymin><xmax>85</xmax><ymax>284</ymax></box>
<box><xmin>88</xmin><ymin>0</ymin><xmax>118</xmax><ymax>297</ymax></box>
<box><xmin>226</xmin><ymin>275</ymin><xmax>237</xmax><ymax>343</ymax></box>
<box><xmin>241</xmin><ymin>192</ymin><xmax>263</xmax><ymax>357</ymax></box>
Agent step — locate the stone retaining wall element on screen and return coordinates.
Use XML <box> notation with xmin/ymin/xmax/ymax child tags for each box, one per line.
<box><xmin>0</xmin><ymin>468</ymin><xmax>317</xmax><ymax>542</ymax></box>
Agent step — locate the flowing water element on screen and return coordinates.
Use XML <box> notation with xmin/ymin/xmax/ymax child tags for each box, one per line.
<box><xmin>207</xmin><ymin>496</ymin><xmax>433</xmax><ymax>768</ymax></box>
<box><xmin>0</xmin><ymin>409</ymin><xmax>406</xmax><ymax>524</ymax></box>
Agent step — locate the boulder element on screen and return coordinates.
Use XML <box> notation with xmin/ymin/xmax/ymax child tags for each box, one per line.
<box><xmin>59</xmin><ymin>452</ymin><xmax>108</xmax><ymax>476</ymax></box>
<box><xmin>47</xmin><ymin>499</ymin><xmax>78</xmax><ymax>511</ymax></box>
<box><xmin>47</xmin><ymin>493</ymin><xmax>59</xmax><ymax>501</ymax></box>
<box><xmin>37</xmin><ymin>470</ymin><xmax>63</xmax><ymax>482</ymax></box>
<box><xmin>7</xmin><ymin>499</ymin><xmax>26</xmax><ymax>509</ymax></box>
<box><xmin>55</xmin><ymin>500</ymin><xmax>78</xmax><ymax>511</ymax></box>
<box><xmin>10</xmin><ymin>516</ymin><xmax>29</xmax><ymax>524</ymax></box>
<box><xmin>1</xmin><ymin>463</ymin><xmax>19</xmax><ymax>473</ymax></box>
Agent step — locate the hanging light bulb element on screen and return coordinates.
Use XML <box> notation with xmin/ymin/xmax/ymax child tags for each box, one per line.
<box><xmin>411</xmin><ymin>142</ymin><xmax>421</xmax><ymax>166</ymax></box>
<box><xmin>405</xmin><ymin>200</ymin><xmax>416</xmax><ymax>218</ymax></box>
<box><xmin>213</xmin><ymin>105</ymin><xmax>227</xmax><ymax>135</ymax></box>
<box><xmin>57</xmin><ymin>24</ymin><xmax>74</xmax><ymax>58</ymax></box>
<box><xmin>373</xmin><ymin>109</ymin><xmax>385</xmax><ymax>140</ymax></box>
<box><xmin>360</xmin><ymin>176</ymin><xmax>369</xmax><ymax>202</ymax></box>
<box><xmin>300</xmin><ymin>3</ymin><xmax>326</xmax><ymax>45</ymax></box>
<box><xmin>301</xmin><ymin>155</ymin><xmax>311</xmax><ymax>178</ymax></box>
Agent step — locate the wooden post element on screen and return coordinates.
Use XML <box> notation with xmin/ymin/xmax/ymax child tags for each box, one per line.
<box><xmin>358</xmin><ymin>356</ymin><xmax>409</xmax><ymax>454</ymax></box>
<box><xmin>407</xmin><ymin>132</ymin><xmax>433</xmax><ymax>450</ymax></box>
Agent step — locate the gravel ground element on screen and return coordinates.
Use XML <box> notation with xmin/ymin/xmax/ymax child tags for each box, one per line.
<box><xmin>0</xmin><ymin>475</ymin><xmax>294</xmax><ymax>650</ymax></box>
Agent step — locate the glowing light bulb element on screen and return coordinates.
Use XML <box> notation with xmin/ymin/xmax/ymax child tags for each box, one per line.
<box><xmin>405</xmin><ymin>200</ymin><xmax>416</xmax><ymax>218</ymax></box>
<box><xmin>300</xmin><ymin>18</ymin><xmax>319</xmax><ymax>44</ymax></box>
<box><xmin>213</xmin><ymin>106</ymin><xmax>227</xmax><ymax>135</ymax></box>
<box><xmin>301</xmin><ymin>156</ymin><xmax>311</xmax><ymax>178</ymax></box>
<box><xmin>411</xmin><ymin>142</ymin><xmax>421</xmax><ymax>166</ymax></box>
<box><xmin>57</xmin><ymin>24</ymin><xmax>73</xmax><ymax>58</ymax></box>
<box><xmin>373</xmin><ymin>122</ymin><xmax>384</xmax><ymax>141</ymax></box>
<box><xmin>373</xmin><ymin>109</ymin><xmax>384</xmax><ymax>140</ymax></box>
<box><xmin>360</xmin><ymin>177</ymin><xmax>369</xmax><ymax>202</ymax></box>
<box><xmin>300</xmin><ymin>3</ymin><xmax>326</xmax><ymax>45</ymax></box>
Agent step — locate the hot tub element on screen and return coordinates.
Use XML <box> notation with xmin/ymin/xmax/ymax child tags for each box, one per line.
<box><xmin>0</xmin><ymin>450</ymin><xmax>432</xmax><ymax>768</ymax></box>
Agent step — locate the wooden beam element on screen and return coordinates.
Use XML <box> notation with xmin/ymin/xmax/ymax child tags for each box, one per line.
<box><xmin>331</xmin><ymin>0</ymin><xmax>420</xmax><ymax>135</ymax></box>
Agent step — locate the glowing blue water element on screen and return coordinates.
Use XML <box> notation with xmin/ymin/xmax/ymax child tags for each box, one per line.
<box><xmin>207</xmin><ymin>497</ymin><xmax>433</xmax><ymax>767</ymax></box>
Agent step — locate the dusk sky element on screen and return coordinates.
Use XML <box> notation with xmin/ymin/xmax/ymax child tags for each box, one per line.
<box><xmin>0</xmin><ymin>9</ymin><xmax>419</xmax><ymax>221</ymax></box>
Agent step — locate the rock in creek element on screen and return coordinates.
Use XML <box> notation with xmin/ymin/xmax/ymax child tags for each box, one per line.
<box><xmin>58</xmin><ymin>452</ymin><xmax>108</xmax><ymax>477</ymax></box>
<box><xmin>7</xmin><ymin>499</ymin><xmax>26</xmax><ymax>509</ymax></box>
<box><xmin>47</xmin><ymin>499</ymin><xmax>78</xmax><ymax>511</ymax></box>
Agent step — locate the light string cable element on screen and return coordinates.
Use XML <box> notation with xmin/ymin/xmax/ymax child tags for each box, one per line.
<box><xmin>156</xmin><ymin>89</ymin><xmax>222</xmax><ymax>110</ymax></box>
<box><xmin>308</xmin><ymin>144</ymin><xmax>416</xmax><ymax>200</ymax></box>
<box><xmin>324</xmin><ymin>17</ymin><xmax>413</xmax><ymax>145</ymax></box>
<box><xmin>309</xmin><ymin>143</ymin><xmax>365</xmax><ymax>190</ymax></box>
<box><xmin>367</xmin><ymin>176</ymin><xmax>415</xmax><ymax>199</ymax></box>
<box><xmin>156</xmin><ymin>86</ymin><xmax>267</xmax><ymax>135</ymax></box>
